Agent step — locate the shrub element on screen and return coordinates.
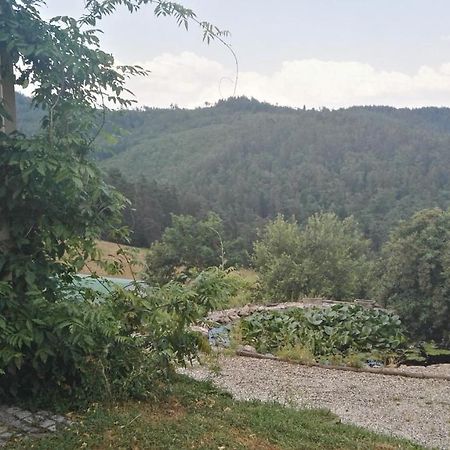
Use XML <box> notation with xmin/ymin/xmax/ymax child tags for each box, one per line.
<box><xmin>146</xmin><ymin>213</ymin><xmax>227</xmax><ymax>285</ymax></box>
<box><xmin>253</xmin><ymin>213</ymin><xmax>373</xmax><ymax>301</ymax></box>
<box><xmin>377</xmin><ymin>208</ymin><xmax>450</xmax><ymax>345</ymax></box>
<box><xmin>0</xmin><ymin>268</ymin><xmax>234</xmax><ymax>405</ymax></box>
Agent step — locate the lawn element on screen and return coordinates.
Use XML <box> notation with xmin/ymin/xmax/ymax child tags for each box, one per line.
<box><xmin>7</xmin><ymin>376</ymin><xmax>422</xmax><ymax>450</ymax></box>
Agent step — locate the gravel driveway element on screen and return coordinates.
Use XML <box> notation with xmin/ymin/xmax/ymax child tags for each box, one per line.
<box><xmin>181</xmin><ymin>356</ymin><xmax>450</xmax><ymax>449</ymax></box>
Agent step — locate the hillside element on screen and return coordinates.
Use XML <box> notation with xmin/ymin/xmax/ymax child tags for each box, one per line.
<box><xmin>17</xmin><ymin>95</ymin><xmax>450</xmax><ymax>252</ymax></box>
<box><xmin>100</xmin><ymin>98</ymin><xmax>450</xmax><ymax>249</ymax></box>
<box><xmin>79</xmin><ymin>240</ymin><xmax>146</xmax><ymax>279</ymax></box>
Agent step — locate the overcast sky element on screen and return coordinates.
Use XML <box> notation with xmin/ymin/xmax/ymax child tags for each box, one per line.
<box><xmin>40</xmin><ymin>0</ymin><xmax>450</xmax><ymax>109</ymax></box>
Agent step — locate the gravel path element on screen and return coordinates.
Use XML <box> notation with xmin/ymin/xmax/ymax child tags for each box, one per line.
<box><xmin>180</xmin><ymin>356</ymin><xmax>450</xmax><ymax>449</ymax></box>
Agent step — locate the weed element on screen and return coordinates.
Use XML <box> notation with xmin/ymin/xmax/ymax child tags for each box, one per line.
<box><xmin>276</xmin><ymin>344</ymin><xmax>316</xmax><ymax>364</ymax></box>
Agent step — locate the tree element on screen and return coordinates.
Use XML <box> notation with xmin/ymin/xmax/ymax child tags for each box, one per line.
<box><xmin>0</xmin><ymin>0</ymin><xmax>231</xmax><ymax>301</ymax></box>
<box><xmin>0</xmin><ymin>0</ymin><xmax>232</xmax><ymax>401</ymax></box>
<box><xmin>377</xmin><ymin>208</ymin><xmax>450</xmax><ymax>345</ymax></box>
<box><xmin>93</xmin><ymin>98</ymin><xmax>450</xmax><ymax>255</ymax></box>
<box><xmin>105</xmin><ymin>169</ymin><xmax>182</xmax><ymax>247</ymax></box>
<box><xmin>254</xmin><ymin>213</ymin><xmax>373</xmax><ymax>301</ymax></box>
<box><xmin>146</xmin><ymin>212</ymin><xmax>226</xmax><ymax>284</ymax></box>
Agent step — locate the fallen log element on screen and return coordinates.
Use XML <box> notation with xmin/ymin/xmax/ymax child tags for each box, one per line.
<box><xmin>236</xmin><ymin>350</ymin><xmax>450</xmax><ymax>382</ymax></box>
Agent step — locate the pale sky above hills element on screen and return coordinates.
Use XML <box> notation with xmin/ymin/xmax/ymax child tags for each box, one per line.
<box><xmin>40</xmin><ymin>0</ymin><xmax>450</xmax><ymax>108</ymax></box>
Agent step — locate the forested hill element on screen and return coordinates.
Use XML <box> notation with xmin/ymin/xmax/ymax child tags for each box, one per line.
<box><xmin>17</xmin><ymin>95</ymin><xmax>450</xmax><ymax>253</ymax></box>
<box><xmin>99</xmin><ymin>97</ymin><xmax>450</xmax><ymax>248</ymax></box>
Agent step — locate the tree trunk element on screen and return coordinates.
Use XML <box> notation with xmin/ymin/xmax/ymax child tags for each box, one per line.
<box><xmin>0</xmin><ymin>40</ymin><xmax>16</xmax><ymax>280</ymax></box>
<box><xmin>0</xmin><ymin>46</ymin><xmax>17</xmax><ymax>133</ymax></box>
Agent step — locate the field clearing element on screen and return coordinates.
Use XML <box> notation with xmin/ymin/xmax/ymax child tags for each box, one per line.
<box><xmin>79</xmin><ymin>240</ymin><xmax>147</xmax><ymax>279</ymax></box>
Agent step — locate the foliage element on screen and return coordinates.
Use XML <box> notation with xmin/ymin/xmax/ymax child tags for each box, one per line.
<box><xmin>18</xmin><ymin>95</ymin><xmax>450</xmax><ymax>261</ymax></box>
<box><xmin>105</xmin><ymin>169</ymin><xmax>182</xmax><ymax>248</ymax></box>
<box><xmin>238</xmin><ymin>305</ymin><xmax>406</xmax><ymax>359</ymax></box>
<box><xmin>0</xmin><ymin>0</ymin><xmax>140</xmax><ymax>301</ymax></box>
<box><xmin>70</xmin><ymin>96</ymin><xmax>450</xmax><ymax>255</ymax></box>
<box><xmin>276</xmin><ymin>344</ymin><xmax>316</xmax><ymax>364</ymax></box>
<box><xmin>0</xmin><ymin>0</ymin><xmax>231</xmax><ymax>403</ymax></box>
<box><xmin>0</xmin><ymin>267</ymin><xmax>235</xmax><ymax>404</ymax></box>
<box><xmin>253</xmin><ymin>213</ymin><xmax>373</xmax><ymax>301</ymax></box>
<box><xmin>377</xmin><ymin>208</ymin><xmax>450</xmax><ymax>345</ymax></box>
<box><xmin>145</xmin><ymin>212</ymin><xmax>227</xmax><ymax>284</ymax></box>
<box><xmin>225</xmin><ymin>268</ymin><xmax>261</xmax><ymax>307</ymax></box>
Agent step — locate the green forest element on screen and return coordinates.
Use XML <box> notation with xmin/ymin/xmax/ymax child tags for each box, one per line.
<box><xmin>14</xmin><ymin>93</ymin><xmax>450</xmax><ymax>348</ymax></box>
<box><xmin>18</xmin><ymin>94</ymin><xmax>450</xmax><ymax>260</ymax></box>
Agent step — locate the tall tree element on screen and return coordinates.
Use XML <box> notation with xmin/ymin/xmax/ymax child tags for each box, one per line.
<box><xmin>0</xmin><ymin>0</ymin><xmax>230</xmax><ymax>294</ymax></box>
<box><xmin>0</xmin><ymin>0</ymin><xmax>233</xmax><ymax>401</ymax></box>
<box><xmin>254</xmin><ymin>213</ymin><xmax>373</xmax><ymax>301</ymax></box>
<box><xmin>0</xmin><ymin>1</ymin><xmax>17</xmax><ymax>281</ymax></box>
<box><xmin>377</xmin><ymin>208</ymin><xmax>450</xmax><ymax>344</ymax></box>
<box><xmin>146</xmin><ymin>212</ymin><xmax>226</xmax><ymax>284</ymax></box>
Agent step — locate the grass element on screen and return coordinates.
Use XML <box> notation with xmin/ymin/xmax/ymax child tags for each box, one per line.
<box><xmin>227</xmin><ymin>268</ymin><xmax>261</xmax><ymax>308</ymax></box>
<box><xmin>79</xmin><ymin>240</ymin><xmax>147</xmax><ymax>280</ymax></box>
<box><xmin>276</xmin><ymin>344</ymin><xmax>316</xmax><ymax>364</ymax></box>
<box><xmin>7</xmin><ymin>376</ymin><xmax>422</xmax><ymax>450</ymax></box>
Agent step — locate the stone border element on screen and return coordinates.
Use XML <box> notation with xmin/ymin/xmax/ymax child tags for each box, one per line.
<box><xmin>0</xmin><ymin>406</ymin><xmax>71</xmax><ymax>447</ymax></box>
<box><xmin>205</xmin><ymin>298</ymin><xmax>382</xmax><ymax>325</ymax></box>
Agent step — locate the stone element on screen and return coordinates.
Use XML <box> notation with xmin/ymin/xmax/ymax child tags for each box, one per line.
<box><xmin>51</xmin><ymin>415</ymin><xmax>65</xmax><ymax>423</ymax></box>
<box><xmin>190</xmin><ymin>325</ymin><xmax>208</xmax><ymax>336</ymax></box>
<box><xmin>14</xmin><ymin>410</ymin><xmax>32</xmax><ymax>420</ymax></box>
<box><xmin>31</xmin><ymin>414</ymin><xmax>46</xmax><ymax>424</ymax></box>
<box><xmin>22</xmin><ymin>415</ymin><xmax>36</xmax><ymax>424</ymax></box>
<box><xmin>39</xmin><ymin>419</ymin><xmax>56</xmax><ymax>430</ymax></box>
<box><xmin>11</xmin><ymin>421</ymin><xmax>39</xmax><ymax>433</ymax></box>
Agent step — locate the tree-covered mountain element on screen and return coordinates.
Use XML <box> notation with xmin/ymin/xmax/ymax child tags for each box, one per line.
<box><xmin>17</xmin><ymin>95</ymin><xmax>450</xmax><ymax>256</ymax></box>
<box><xmin>100</xmin><ymin>97</ymin><xmax>450</xmax><ymax>250</ymax></box>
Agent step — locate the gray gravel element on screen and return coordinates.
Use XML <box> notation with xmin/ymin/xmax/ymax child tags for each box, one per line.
<box><xmin>180</xmin><ymin>356</ymin><xmax>450</xmax><ymax>449</ymax></box>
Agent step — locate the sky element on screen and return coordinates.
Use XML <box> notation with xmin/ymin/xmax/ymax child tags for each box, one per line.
<box><xmin>39</xmin><ymin>0</ymin><xmax>450</xmax><ymax>109</ymax></box>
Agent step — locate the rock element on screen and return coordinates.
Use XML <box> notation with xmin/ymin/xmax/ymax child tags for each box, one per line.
<box><xmin>190</xmin><ymin>325</ymin><xmax>208</xmax><ymax>336</ymax></box>
<box><xmin>14</xmin><ymin>410</ymin><xmax>31</xmax><ymax>420</ymax></box>
<box><xmin>39</xmin><ymin>419</ymin><xmax>56</xmax><ymax>430</ymax></box>
<box><xmin>51</xmin><ymin>415</ymin><xmax>70</xmax><ymax>425</ymax></box>
<box><xmin>0</xmin><ymin>432</ymin><xmax>12</xmax><ymax>439</ymax></box>
<box><xmin>208</xmin><ymin>326</ymin><xmax>231</xmax><ymax>348</ymax></box>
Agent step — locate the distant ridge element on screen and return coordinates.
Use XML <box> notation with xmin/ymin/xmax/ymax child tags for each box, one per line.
<box><xmin>17</xmin><ymin>95</ymin><xmax>450</xmax><ymax>251</ymax></box>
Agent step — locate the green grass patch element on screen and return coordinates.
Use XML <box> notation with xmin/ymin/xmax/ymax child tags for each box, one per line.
<box><xmin>7</xmin><ymin>376</ymin><xmax>422</xmax><ymax>450</ymax></box>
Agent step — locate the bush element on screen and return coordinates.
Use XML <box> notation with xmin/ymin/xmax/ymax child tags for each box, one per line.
<box><xmin>377</xmin><ymin>208</ymin><xmax>450</xmax><ymax>345</ymax></box>
<box><xmin>146</xmin><ymin>213</ymin><xmax>227</xmax><ymax>285</ymax></box>
<box><xmin>0</xmin><ymin>268</ymin><xmax>235</xmax><ymax>405</ymax></box>
<box><xmin>253</xmin><ymin>213</ymin><xmax>373</xmax><ymax>301</ymax></box>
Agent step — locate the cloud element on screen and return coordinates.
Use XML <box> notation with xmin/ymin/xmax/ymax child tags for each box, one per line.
<box><xmin>122</xmin><ymin>52</ymin><xmax>450</xmax><ymax>108</ymax></box>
